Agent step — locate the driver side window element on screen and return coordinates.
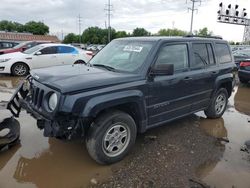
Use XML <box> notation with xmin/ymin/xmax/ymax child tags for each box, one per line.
<box><xmin>155</xmin><ymin>44</ymin><xmax>188</xmax><ymax>72</ymax></box>
<box><xmin>39</xmin><ymin>47</ymin><xmax>57</xmax><ymax>55</ymax></box>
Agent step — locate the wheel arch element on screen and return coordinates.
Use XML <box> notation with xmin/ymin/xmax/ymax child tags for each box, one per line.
<box><xmin>213</xmin><ymin>74</ymin><xmax>233</xmax><ymax>98</ymax></box>
<box><xmin>81</xmin><ymin>90</ymin><xmax>148</xmax><ymax>133</ymax></box>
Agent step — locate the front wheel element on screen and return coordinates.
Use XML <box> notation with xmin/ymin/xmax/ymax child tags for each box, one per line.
<box><xmin>11</xmin><ymin>62</ymin><xmax>29</xmax><ymax>76</ymax></box>
<box><xmin>86</xmin><ymin>110</ymin><xmax>137</xmax><ymax>164</ymax></box>
<box><xmin>204</xmin><ymin>88</ymin><xmax>228</xmax><ymax>119</ymax></box>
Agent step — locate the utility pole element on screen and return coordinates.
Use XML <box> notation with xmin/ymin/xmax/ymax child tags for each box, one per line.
<box><xmin>78</xmin><ymin>14</ymin><xmax>82</xmax><ymax>43</ymax></box>
<box><xmin>188</xmin><ymin>0</ymin><xmax>201</xmax><ymax>34</ymax></box>
<box><xmin>105</xmin><ymin>0</ymin><xmax>113</xmax><ymax>43</ymax></box>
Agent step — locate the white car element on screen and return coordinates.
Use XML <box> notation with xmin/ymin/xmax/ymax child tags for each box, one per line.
<box><xmin>0</xmin><ymin>43</ymin><xmax>93</xmax><ymax>76</ymax></box>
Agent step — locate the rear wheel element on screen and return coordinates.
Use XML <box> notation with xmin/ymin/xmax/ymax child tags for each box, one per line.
<box><xmin>74</xmin><ymin>60</ymin><xmax>86</xmax><ymax>65</ymax></box>
<box><xmin>204</xmin><ymin>88</ymin><xmax>228</xmax><ymax>119</ymax></box>
<box><xmin>11</xmin><ymin>62</ymin><xmax>29</xmax><ymax>76</ymax></box>
<box><xmin>86</xmin><ymin>110</ymin><xmax>137</xmax><ymax>164</ymax></box>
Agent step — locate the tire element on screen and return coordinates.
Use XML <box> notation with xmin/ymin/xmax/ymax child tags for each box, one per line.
<box><xmin>204</xmin><ymin>88</ymin><xmax>228</xmax><ymax>119</ymax></box>
<box><xmin>86</xmin><ymin>110</ymin><xmax>137</xmax><ymax>164</ymax></box>
<box><xmin>11</xmin><ymin>62</ymin><xmax>29</xmax><ymax>76</ymax></box>
<box><xmin>74</xmin><ymin>60</ymin><xmax>86</xmax><ymax>65</ymax></box>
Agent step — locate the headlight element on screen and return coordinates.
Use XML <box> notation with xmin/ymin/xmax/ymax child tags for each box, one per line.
<box><xmin>0</xmin><ymin>58</ymin><xmax>11</xmax><ymax>63</ymax></box>
<box><xmin>48</xmin><ymin>93</ymin><xmax>58</xmax><ymax>111</ymax></box>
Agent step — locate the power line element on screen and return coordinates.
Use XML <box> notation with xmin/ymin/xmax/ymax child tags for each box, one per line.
<box><xmin>105</xmin><ymin>0</ymin><xmax>113</xmax><ymax>43</ymax></box>
<box><xmin>187</xmin><ymin>0</ymin><xmax>201</xmax><ymax>34</ymax></box>
<box><xmin>78</xmin><ymin>14</ymin><xmax>82</xmax><ymax>43</ymax></box>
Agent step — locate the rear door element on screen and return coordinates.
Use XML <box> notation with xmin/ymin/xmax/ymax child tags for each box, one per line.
<box><xmin>187</xmin><ymin>42</ymin><xmax>217</xmax><ymax>111</ymax></box>
<box><xmin>57</xmin><ymin>46</ymin><xmax>79</xmax><ymax>65</ymax></box>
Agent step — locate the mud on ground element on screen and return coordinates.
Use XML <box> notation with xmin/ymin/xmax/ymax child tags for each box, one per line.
<box><xmin>1</xmin><ymin>75</ymin><xmax>250</xmax><ymax>188</ymax></box>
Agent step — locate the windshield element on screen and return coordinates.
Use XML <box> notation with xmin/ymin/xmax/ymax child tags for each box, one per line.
<box><xmin>13</xmin><ymin>42</ymin><xmax>29</xmax><ymax>49</ymax></box>
<box><xmin>23</xmin><ymin>45</ymin><xmax>43</xmax><ymax>54</ymax></box>
<box><xmin>89</xmin><ymin>40</ymin><xmax>154</xmax><ymax>73</ymax></box>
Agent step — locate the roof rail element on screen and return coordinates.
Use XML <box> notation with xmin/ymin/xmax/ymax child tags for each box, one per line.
<box><xmin>185</xmin><ymin>35</ymin><xmax>223</xmax><ymax>40</ymax></box>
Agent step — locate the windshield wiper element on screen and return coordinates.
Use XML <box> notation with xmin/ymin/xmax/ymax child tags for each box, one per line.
<box><xmin>92</xmin><ymin>64</ymin><xmax>117</xmax><ymax>72</ymax></box>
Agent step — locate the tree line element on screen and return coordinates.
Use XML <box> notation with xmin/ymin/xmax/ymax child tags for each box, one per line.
<box><xmin>63</xmin><ymin>27</ymin><xmax>214</xmax><ymax>44</ymax></box>
<box><xmin>0</xmin><ymin>20</ymin><xmax>49</xmax><ymax>35</ymax></box>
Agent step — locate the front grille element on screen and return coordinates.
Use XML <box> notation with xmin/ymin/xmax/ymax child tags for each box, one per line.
<box><xmin>31</xmin><ymin>87</ymin><xmax>44</xmax><ymax>108</ymax></box>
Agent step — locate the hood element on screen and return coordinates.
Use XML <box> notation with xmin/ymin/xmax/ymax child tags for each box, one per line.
<box><xmin>31</xmin><ymin>65</ymin><xmax>141</xmax><ymax>94</ymax></box>
<box><xmin>0</xmin><ymin>48</ymin><xmax>19</xmax><ymax>54</ymax></box>
<box><xmin>0</xmin><ymin>52</ymin><xmax>27</xmax><ymax>59</ymax></box>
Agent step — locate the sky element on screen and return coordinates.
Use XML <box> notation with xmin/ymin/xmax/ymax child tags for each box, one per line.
<box><xmin>0</xmin><ymin>0</ymin><xmax>249</xmax><ymax>42</ymax></box>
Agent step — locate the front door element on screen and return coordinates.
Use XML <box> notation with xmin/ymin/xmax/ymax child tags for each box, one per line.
<box><xmin>147</xmin><ymin>42</ymin><xmax>193</xmax><ymax>127</ymax></box>
<box><xmin>32</xmin><ymin>46</ymin><xmax>61</xmax><ymax>69</ymax></box>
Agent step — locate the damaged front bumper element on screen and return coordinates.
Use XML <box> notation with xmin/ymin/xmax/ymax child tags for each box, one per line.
<box><xmin>7</xmin><ymin>79</ymin><xmax>86</xmax><ymax>140</ymax></box>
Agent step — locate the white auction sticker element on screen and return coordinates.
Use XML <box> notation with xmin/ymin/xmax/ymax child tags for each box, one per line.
<box><xmin>123</xmin><ymin>45</ymin><xmax>143</xmax><ymax>52</ymax></box>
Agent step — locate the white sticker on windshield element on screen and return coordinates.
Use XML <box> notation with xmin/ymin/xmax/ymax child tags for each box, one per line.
<box><xmin>123</xmin><ymin>45</ymin><xmax>143</xmax><ymax>52</ymax></box>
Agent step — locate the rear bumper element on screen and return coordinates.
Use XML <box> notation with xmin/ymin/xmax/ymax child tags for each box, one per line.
<box><xmin>238</xmin><ymin>70</ymin><xmax>250</xmax><ymax>80</ymax></box>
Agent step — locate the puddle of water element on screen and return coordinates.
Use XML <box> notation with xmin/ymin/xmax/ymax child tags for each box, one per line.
<box><xmin>0</xmin><ymin>76</ymin><xmax>112</xmax><ymax>188</ymax></box>
<box><xmin>196</xmin><ymin>85</ymin><xmax>250</xmax><ymax>188</ymax></box>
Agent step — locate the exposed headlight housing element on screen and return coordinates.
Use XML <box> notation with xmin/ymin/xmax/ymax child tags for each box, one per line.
<box><xmin>0</xmin><ymin>58</ymin><xmax>11</xmax><ymax>63</ymax></box>
<box><xmin>48</xmin><ymin>93</ymin><xmax>58</xmax><ymax>111</ymax></box>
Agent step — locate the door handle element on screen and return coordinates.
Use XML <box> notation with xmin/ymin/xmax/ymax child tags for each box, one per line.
<box><xmin>211</xmin><ymin>71</ymin><xmax>218</xmax><ymax>74</ymax></box>
<box><xmin>183</xmin><ymin>77</ymin><xmax>192</xmax><ymax>81</ymax></box>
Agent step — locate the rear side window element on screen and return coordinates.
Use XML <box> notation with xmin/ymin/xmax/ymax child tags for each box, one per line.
<box><xmin>57</xmin><ymin>46</ymin><xmax>78</xmax><ymax>54</ymax></box>
<box><xmin>215</xmin><ymin>43</ymin><xmax>232</xmax><ymax>63</ymax></box>
<box><xmin>191</xmin><ymin>43</ymin><xmax>215</xmax><ymax>68</ymax></box>
<box><xmin>155</xmin><ymin>44</ymin><xmax>188</xmax><ymax>71</ymax></box>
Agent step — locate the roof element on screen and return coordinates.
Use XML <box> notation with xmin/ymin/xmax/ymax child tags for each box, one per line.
<box><xmin>35</xmin><ymin>43</ymin><xmax>75</xmax><ymax>49</ymax></box>
<box><xmin>0</xmin><ymin>32</ymin><xmax>60</xmax><ymax>43</ymax></box>
<box><xmin>116</xmin><ymin>36</ymin><xmax>226</xmax><ymax>43</ymax></box>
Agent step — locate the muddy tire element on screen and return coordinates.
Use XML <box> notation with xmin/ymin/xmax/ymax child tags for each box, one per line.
<box><xmin>204</xmin><ymin>88</ymin><xmax>228</xmax><ymax>119</ymax></box>
<box><xmin>86</xmin><ymin>110</ymin><xmax>137</xmax><ymax>164</ymax></box>
<box><xmin>11</xmin><ymin>62</ymin><xmax>29</xmax><ymax>76</ymax></box>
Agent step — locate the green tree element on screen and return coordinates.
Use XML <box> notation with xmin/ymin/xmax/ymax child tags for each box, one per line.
<box><xmin>158</xmin><ymin>28</ymin><xmax>187</xmax><ymax>36</ymax></box>
<box><xmin>63</xmin><ymin>33</ymin><xmax>79</xmax><ymax>44</ymax></box>
<box><xmin>0</xmin><ymin>20</ymin><xmax>16</xmax><ymax>31</ymax></box>
<box><xmin>82</xmin><ymin>27</ymin><xmax>116</xmax><ymax>44</ymax></box>
<box><xmin>115</xmin><ymin>31</ymin><xmax>128</xmax><ymax>38</ymax></box>
<box><xmin>196</xmin><ymin>27</ymin><xmax>213</xmax><ymax>36</ymax></box>
<box><xmin>132</xmin><ymin>28</ymin><xmax>150</xmax><ymax>36</ymax></box>
<box><xmin>24</xmin><ymin>21</ymin><xmax>49</xmax><ymax>35</ymax></box>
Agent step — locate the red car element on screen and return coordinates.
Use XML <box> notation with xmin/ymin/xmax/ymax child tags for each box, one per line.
<box><xmin>0</xmin><ymin>41</ymin><xmax>50</xmax><ymax>55</ymax></box>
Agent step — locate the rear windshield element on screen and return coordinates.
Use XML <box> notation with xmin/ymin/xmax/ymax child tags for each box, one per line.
<box><xmin>215</xmin><ymin>43</ymin><xmax>232</xmax><ymax>64</ymax></box>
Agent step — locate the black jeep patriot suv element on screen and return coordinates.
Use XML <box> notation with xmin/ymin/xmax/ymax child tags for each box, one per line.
<box><xmin>8</xmin><ymin>36</ymin><xmax>235</xmax><ymax>164</ymax></box>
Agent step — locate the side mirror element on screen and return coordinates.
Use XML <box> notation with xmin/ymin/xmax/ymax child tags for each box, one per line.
<box><xmin>35</xmin><ymin>51</ymin><xmax>42</xmax><ymax>56</ymax></box>
<box><xmin>22</xmin><ymin>47</ymin><xmax>27</xmax><ymax>51</ymax></box>
<box><xmin>151</xmin><ymin>64</ymin><xmax>174</xmax><ymax>76</ymax></box>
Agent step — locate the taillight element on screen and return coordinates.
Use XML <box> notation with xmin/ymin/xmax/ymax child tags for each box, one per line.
<box><xmin>86</xmin><ymin>52</ymin><xmax>93</xmax><ymax>56</ymax></box>
<box><xmin>240</xmin><ymin>62</ymin><xmax>250</xmax><ymax>67</ymax></box>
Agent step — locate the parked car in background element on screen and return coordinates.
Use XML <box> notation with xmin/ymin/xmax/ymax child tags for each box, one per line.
<box><xmin>0</xmin><ymin>43</ymin><xmax>92</xmax><ymax>76</ymax></box>
<box><xmin>0</xmin><ymin>41</ymin><xmax>19</xmax><ymax>50</ymax></box>
<box><xmin>0</xmin><ymin>41</ymin><xmax>50</xmax><ymax>55</ymax></box>
<box><xmin>233</xmin><ymin>50</ymin><xmax>250</xmax><ymax>68</ymax></box>
<box><xmin>238</xmin><ymin>59</ymin><xmax>250</xmax><ymax>84</ymax></box>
